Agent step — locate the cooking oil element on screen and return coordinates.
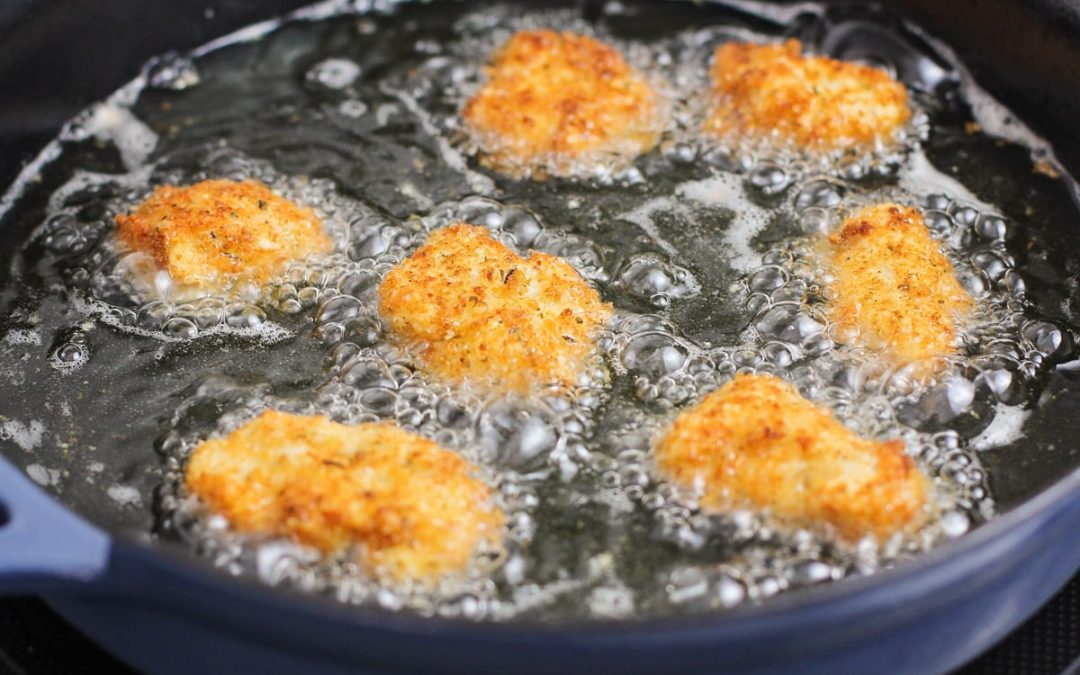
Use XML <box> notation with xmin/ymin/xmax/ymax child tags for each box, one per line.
<box><xmin>0</xmin><ymin>0</ymin><xmax>1076</xmax><ymax>622</ymax></box>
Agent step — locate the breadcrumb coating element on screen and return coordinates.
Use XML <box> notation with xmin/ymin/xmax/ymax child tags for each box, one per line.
<box><xmin>828</xmin><ymin>203</ymin><xmax>973</xmax><ymax>367</ymax></box>
<box><xmin>656</xmin><ymin>373</ymin><xmax>928</xmax><ymax>540</ymax></box>
<box><xmin>378</xmin><ymin>223</ymin><xmax>612</xmax><ymax>393</ymax></box>
<box><xmin>184</xmin><ymin>410</ymin><xmax>504</xmax><ymax>582</ymax></box>
<box><xmin>463</xmin><ymin>30</ymin><xmax>663</xmax><ymax>177</ymax></box>
<box><xmin>115</xmin><ymin>179</ymin><xmax>332</xmax><ymax>288</ymax></box>
<box><xmin>705</xmin><ymin>39</ymin><xmax>911</xmax><ymax>151</ymax></box>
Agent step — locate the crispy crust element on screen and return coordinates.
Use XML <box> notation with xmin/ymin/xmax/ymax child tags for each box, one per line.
<box><xmin>184</xmin><ymin>410</ymin><xmax>504</xmax><ymax>582</ymax></box>
<box><xmin>378</xmin><ymin>223</ymin><xmax>612</xmax><ymax>393</ymax></box>
<box><xmin>115</xmin><ymin>179</ymin><xmax>332</xmax><ymax>288</ymax></box>
<box><xmin>463</xmin><ymin>30</ymin><xmax>662</xmax><ymax>176</ymax></box>
<box><xmin>705</xmin><ymin>39</ymin><xmax>911</xmax><ymax>151</ymax></box>
<box><xmin>828</xmin><ymin>203</ymin><xmax>973</xmax><ymax>367</ymax></box>
<box><xmin>656</xmin><ymin>373</ymin><xmax>928</xmax><ymax>540</ymax></box>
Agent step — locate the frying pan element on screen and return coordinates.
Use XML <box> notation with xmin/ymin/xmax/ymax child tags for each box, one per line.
<box><xmin>2</xmin><ymin>1</ymin><xmax>1080</xmax><ymax>673</ymax></box>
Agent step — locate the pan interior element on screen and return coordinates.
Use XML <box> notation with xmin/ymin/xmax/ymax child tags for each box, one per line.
<box><xmin>1</xmin><ymin>0</ymin><xmax>1080</xmax><ymax>622</ymax></box>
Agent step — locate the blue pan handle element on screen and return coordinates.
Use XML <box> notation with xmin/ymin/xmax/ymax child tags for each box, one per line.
<box><xmin>0</xmin><ymin>455</ymin><xmax>110</xmax><ymax>594</ymax></box>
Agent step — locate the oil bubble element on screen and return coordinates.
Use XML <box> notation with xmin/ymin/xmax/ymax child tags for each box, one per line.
<box><xmin>305</xmin><ymin>58</ymin><xmax>361</xmax><ymax>91</ymax></box>
<box><xmin>145</xmin><ymin>52</ymin><xmax>201</xmax><ymax>91</ymax></box>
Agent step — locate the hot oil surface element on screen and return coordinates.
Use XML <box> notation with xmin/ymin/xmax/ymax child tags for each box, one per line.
<box><xmin>1</xmin><ymin>0</ymin><xmax>1079</xmax><ymax>621</ymax></box>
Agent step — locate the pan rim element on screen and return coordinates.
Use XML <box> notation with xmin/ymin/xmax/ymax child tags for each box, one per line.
<box><xmin>92</xmin><ymin>452</ymin><xmax>1080</xmax><ymax>639</ymax></box>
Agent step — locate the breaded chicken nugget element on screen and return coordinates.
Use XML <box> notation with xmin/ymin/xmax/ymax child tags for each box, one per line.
<box><xmin>463</xmin><ymin>30</ymin><xmax>664</xmax><ymax>177</ymax></box>
<box><xmin>828</xmin><ymin>204</ymin><xmax>973</xmax><ymax>367</ymax></box>
<box><xmin>705</xmin><ymin>40</ymin><xmax>911</xmax><ymax>151</ymax></box>
<box><xmin>378</xmin><ymin>223</ymin><xmax>611</xmax><ymax>393</ymax></box>
<box><xmin>656</xmin><ymin>373</ymin><xmax>928</xmax><ymax>540</ymax></box>
<box><xmin>185</xmin><ymin>410</ymin><xmax>504</xmax><ymax>582</ymax></box>
<box><xmin>115</xmin><ymin>179</ymin><xmax>332</xmax><ymax>288</ymax></box>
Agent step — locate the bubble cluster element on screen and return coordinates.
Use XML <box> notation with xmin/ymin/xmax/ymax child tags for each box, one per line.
<box><xmin>309</xmin><ymin>195</ymin><xmax>613</xmax><ymax>462</ymax></box>
<box><xmin>614</xmin><ymin>165</ymin><xmax>1072</xmax><ymax>556</ymax></box>
<box><xmin>653</xmin><ymin>22</ymin><xmax>932</xmax><ymax>185</ymax></box>
<box><xmin>394</xmin><ymin>4</ymin><xmax>933</xmax><ymax>187</ymax></box>
<box><xmin>388</xmin><ymin>7</ymin><xmax>682</xmax><ymax>184</ymax></box>
<box><xmin>419</xmin><ymin>196</ymin><xmax>612</xmax><ymax>282</ymax></box>
<box><xmin>35</xmin><ymin>149</ymin><xmax>367</xmax><ymax>344</ymax></box>
<box><xmin>614</xmin><ymin>253</ymin><xmax>700</xmax><ymax>307</ymax></box>
<box><xmin>145</xmin><ymin>192</ymin><xmax>628</xmax><ymax>616</ymax></box>
<box><xmin>569</xmin><ymin>145</ymin><xmax>1077</xmax><ymax>605</ymax></box>
<box><xmin>153</xmin><ymin>357</ymin><xmax>605</xmax><ymax>618</ymax></box>
<box><xmin>603</xmin><ymin>313</ymin><xmax>721</xmax><ymax>410</ymax></box>
<box><xmin>656</xmin><ymin>543</ymin><xmax>856</xmax><ymax>612</ymax></box>
<box><xmin>48</xmin><ymin>327</ymin><xmax>91</xmax><ymax>374</ymax></box>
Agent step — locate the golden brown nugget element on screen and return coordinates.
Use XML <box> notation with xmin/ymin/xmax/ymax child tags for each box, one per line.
<box><xmin>378</xmin><ymin>223</ymin><xmax>612</xmax><ymax>393</ymax></box>
<box><xmin>185</xmin><ymin>410</ymin><xmax>504</xmax><ymax>582</ymax></box>
<box><xmin>705</xmin><ymin>40</ymin><xmax>911</xmax><ymax>151</ymax></box>
<box><xmin>115</xmin><ymin>179</ymin><xmax>332</xmax><ymax>288</ymax></box>
<box><xmin>656</xmin><ymin>373</ymin><xmax>928</xmax><ymax>540</ymax></box>
<box><xmin>828</xmin><ymin>204</ymin><xmax>973</xmax><ymax>367</ymax></box>
<box><xmin>463</xmin><ymin>30</ymin><xmax>663</xmax><ymax>177</ymax></box>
